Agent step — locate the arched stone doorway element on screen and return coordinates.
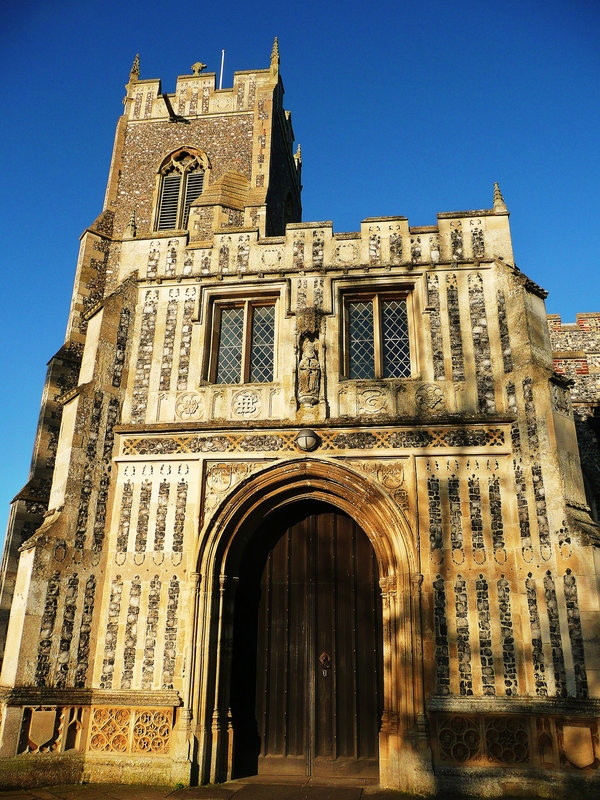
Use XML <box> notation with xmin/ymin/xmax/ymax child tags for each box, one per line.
<box><xmin>191</xmin><ymin>458</ymin><xmax>427</xmax><ymax>790</ymax></box>
<box><xmin>230</xmin><ymin>500</ymin><xmax>383</xmax><ymax>779</ymax></box>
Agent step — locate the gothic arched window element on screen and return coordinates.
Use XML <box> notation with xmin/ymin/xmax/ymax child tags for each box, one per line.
<box><xmin>155</xmin><ymin>148</ymin><xmax>206</xmax><ymax>231</ymax></box>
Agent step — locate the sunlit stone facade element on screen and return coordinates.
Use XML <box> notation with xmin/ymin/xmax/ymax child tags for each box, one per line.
<box><xmin>0</xmin><ymin>46</ymin><xmax>599</xmax><ymax>796</ymax></box>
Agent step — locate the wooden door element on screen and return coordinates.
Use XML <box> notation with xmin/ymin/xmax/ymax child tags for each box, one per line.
<box><xmin>230</xmin><ymin>502</ymin><xmax>383</xmax><ymax>778</ymax></box>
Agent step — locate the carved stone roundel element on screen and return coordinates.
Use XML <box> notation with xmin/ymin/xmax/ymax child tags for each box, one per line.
<box><xmin>232</xmin><ymin>390</ymin><xmax>261</xmax><ymax>418</ymax></box>
<box><xmin>358</xmin><ymin>388</ymin><xmax>387</xmax><ymax>413</ymax></box>
<box><xmin>416</xmin><ymin>384</ymin><xmax>445</xmax><ymax>412</ymax></box>
<box><xmin>261</xmin><ymin>248</ymin><xmax>282</xmax><ymax>267</ymax></box>
<box><xmin>335</xmin><ymin>243</ymin><xmax>357</xmax><ymax>264</ymax></box>
<box><xmin>175</xmin><ymin>392</ymin><xmax>203</xmax><ymax>420</ymax></box>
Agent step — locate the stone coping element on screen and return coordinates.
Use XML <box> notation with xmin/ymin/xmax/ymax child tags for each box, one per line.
<box><xmin>0</xmin><ymin>687</ymin><xmax>182</xmax><ymax>707</ymax></box>
<box><xmin>428</xmin><ymin>695</ymin><xmax>600</xmax><ymax>716</ymax></box>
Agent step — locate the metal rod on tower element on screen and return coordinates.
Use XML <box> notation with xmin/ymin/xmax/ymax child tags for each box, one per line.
<box><xmin>219</xmin><ymin>50</ymin><xmax>225</xmax><ymax>89</ymax></box>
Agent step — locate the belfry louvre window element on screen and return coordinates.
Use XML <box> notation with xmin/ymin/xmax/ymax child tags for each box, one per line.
<box><xmin>212</xmin><ymin>301</ymin><xmax>276</xmax><ymax>384</ymax></box>
<box><xmin>156</xmin><ymin>149</ymin><xmax>205</xmax><ymax>230</ymax></box>
<box><xmin>345</xmin><ymin>294</ymin><xmax>411</xmax><ymax>379</ymax></box>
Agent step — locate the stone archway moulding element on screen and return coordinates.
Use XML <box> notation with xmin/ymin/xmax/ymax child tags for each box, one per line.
<box><xmin>188</xmin><ymin>457</ymin><xmax>429</xmax><ymax>790</ymax></box>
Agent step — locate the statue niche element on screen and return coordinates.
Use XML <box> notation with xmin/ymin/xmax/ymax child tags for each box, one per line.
<box><xmin>297</xmin><ymin>337</ymin><xmax>321</xmax><ymax>406</ymax></box>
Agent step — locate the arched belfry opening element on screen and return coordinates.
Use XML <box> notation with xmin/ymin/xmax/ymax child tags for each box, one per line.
<box><xmin>192</xmin><ymin>459</ymin><xmax>423</xmax><ymax>787</ymax></box>
<box><xmin>230</xmin><ymin>500</ymin><xmax>383</xmax><ymax>779</ymax></box>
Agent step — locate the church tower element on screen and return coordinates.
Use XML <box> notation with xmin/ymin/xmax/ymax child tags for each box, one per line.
<box><xmin>1</xmin><ymin>46</ymin><xmax>599</xmax><ymax>797</ymax></box>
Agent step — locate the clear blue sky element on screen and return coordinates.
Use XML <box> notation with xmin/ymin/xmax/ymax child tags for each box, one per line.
<box><xmin>1</xmin><ymin>0</ymin><xmax>599</xmax><ymax>545</ymax></box>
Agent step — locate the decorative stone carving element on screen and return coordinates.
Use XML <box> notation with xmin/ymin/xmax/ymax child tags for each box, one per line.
<box><xmin>334</xmin><ymin>243</ymin><xmax>357</xmax><ymax>263</ymax></box>
<box><xmin>232</xmin><ymin>389</ymin><xmax>261</xmax><ymax>418</ymax></box>
<box><xmin>89</xmin><ymin>707</ymin><xmax>131</xmax><ymax>752</ymax></box>
<box><xmin>260</xmin><ymin>247</ymin><xmax>282</xmax><ymax>267</ymax></box>
<box><xmin>485</xmin><ymin>717</ymin><xmax>529</xmax><ymax>763</ymax></box>
<box><xmin>429</xmin><ymin>233</ymin><xmax>440</xmax><ymax>264</ymax></box>
<box><xmin>132</xmin><ymin>710</ymin><xmax>171</xmax><ymax>754</ymax></box>
<box><xmin>410</xmin><ymin>236</ymin><xmax>421</xmax><ymax>263</ymax></box>
<box><xmin>207</xmin><ymin>462</ymin><xmax>249</xmax><ymax>494</ymax></box>
<box><xmin>28</xmin><ymin>709</ymin><xmax>58</xmax><ymax>752</ymax></box>
<box><xmin>204</xmin><ymin>462</ymin><xmax>254</xmax><ymax>520</ymax></box>
<box><xmin>561</xmin><ymin>724</ymin><xmax>596</xmax><ymax>769</ymax></box>
<box><xmin>88</xmin><ymin>707</ymin><xmax>172</xmax><ymax>756</ymax></box>
<box><xmin>416</xmin><ymin>383</ymin><xmax>445</xmax><ymax>413</ymax></box>
<box><xmin>438</xmin><ymin>716</ymin><xmax>481</xmax><ymax>762</ymax></box>
<box><xmin>297</xmin><ymin>338</ymin><xmax>321</xmax><ymax>405</ymax></box>
<box><xmin>354</xmin><ymin>460</ymin><xmax>407</xmax><ymax>511</ymax></box>
<box><xmin>357</xmin><ymin>386</ymin><xmax>387</xmax><ymax>414</ymax></box>
<box><xmin>551</xmin><ymin>383</ymin><xmax>572</xmax><ymax>416</ymax></box>
<box><xmin>175</xmin><ymin>391</ymin><xmax>204</xmax><ymax>420</ymax></box>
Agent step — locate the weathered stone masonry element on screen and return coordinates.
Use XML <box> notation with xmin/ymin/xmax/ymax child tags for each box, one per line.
<box><xmin>1</xmin><ymin>49</ymin><xmax>600</xmax><ymax>797</ymax></box>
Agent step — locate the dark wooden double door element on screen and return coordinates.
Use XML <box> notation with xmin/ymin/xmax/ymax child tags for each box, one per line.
<box><xmin>231</xmin><ymin>502</ymin><xmax>383</xmax><ymax>778</ymax></box>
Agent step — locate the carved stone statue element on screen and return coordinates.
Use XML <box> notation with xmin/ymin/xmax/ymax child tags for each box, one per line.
<box><xmin>298</xmin><ymin>338</ymin><xmax>321</xmax><ymax>405</ymax></box>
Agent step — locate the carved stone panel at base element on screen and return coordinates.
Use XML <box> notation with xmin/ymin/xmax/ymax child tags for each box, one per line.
<box><xmin>559</xmin><ymin>722</ymin><xmax>599</xmax><ymax>769</ymax></box>
<box><xmin>132</xmin><ymin>709</ymin><xmax>171</xmax><ymax>754</ymax></box>
<box><xmin>17</xmin><ymin>706</ymin><xmax>83</xmax><ymax>755</ymax></box>
<box><xmin>88</xmin><ymin>706</ymin><xmax>173</xmax><ymax>756</ymax></box>
<box><xmin>434</xmin><ymin>715</ymin><xmax>531</xmax><ymax>766</ymax></box>
<box><xmin>89</xmin><ymin>707</ymin><xmax>131</xmax><ymax>753</ymax></box>
<box><xmin>437</xmin><ymin>716</ymin><xmax>481</xmax><ymax>763</ymax></box>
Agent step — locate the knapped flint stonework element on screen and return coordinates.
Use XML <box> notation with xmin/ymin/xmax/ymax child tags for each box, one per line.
<box><xmin>1</xmin><ymin>50</ymin><xmax>599</xmax><ymax>798</ymax></box>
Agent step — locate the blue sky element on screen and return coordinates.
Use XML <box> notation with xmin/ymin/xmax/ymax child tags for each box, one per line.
<box><xmin>1</xmin><ymin>0</ymin><xmax>599</xmax><ymax>544</ymax></box>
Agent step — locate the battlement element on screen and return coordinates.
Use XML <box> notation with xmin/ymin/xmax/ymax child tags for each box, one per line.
<box><xmin>116</xmin><ymin>204</ymin><xmax>514</xmax><ymax>284</ymax></box>
<box><xmin>123</xmin><ymin>49</ymin><xmax>284</xmax><ymax>124</ymax></box>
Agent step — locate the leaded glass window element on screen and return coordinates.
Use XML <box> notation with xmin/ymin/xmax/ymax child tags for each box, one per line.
<box><xmin>249</xmin><ymin>305</ymin><xmax>275</xmax><ymax>382</ymax></box>
<box><xmin>216</xmin><ymin>308</ymin><xmax>244</xmax><ymax>384</ymax></box>
<box><xmin>381</xmin><ymin>299</ymin><xmax>410</xmax><ymax>377</ymax></box>
<box><xmin>346</xmin><ymin>294</ymin><xmax>411</xmax><ymax>379</ymax></box>
<box><xmin>348</xmin><ymin>300</ymin><xmax>375</xmax><ymax>379</ymax></box>
<box><xmin>213</xmin><ymin>301</ymin><xmax>276</xmax><ymax>384</ymax></box>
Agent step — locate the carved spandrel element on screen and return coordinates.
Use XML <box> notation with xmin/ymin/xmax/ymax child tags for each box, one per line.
<box><xmin>352</xmin><ymin>459</ymin><xmax>409</xmax><ymax>514</ymax></box>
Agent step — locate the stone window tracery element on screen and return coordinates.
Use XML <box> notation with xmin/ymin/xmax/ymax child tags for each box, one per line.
<box><xmin>155</xmin><ymin>148</ymin><xmax>207</xmax><ymax>231</ymax></box>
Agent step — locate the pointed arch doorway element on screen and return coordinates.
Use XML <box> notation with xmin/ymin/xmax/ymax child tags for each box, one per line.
<box><xmin>230</xmin><ymin>500</ymin><xmax>383</xmax><ymax>779</ymax></box>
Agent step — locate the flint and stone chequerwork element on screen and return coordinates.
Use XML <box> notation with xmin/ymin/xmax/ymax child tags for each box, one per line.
<box><xmin>1</xmin><ymin>46</ymin><xmax>600</xmax><ymax>796</ymax></box>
